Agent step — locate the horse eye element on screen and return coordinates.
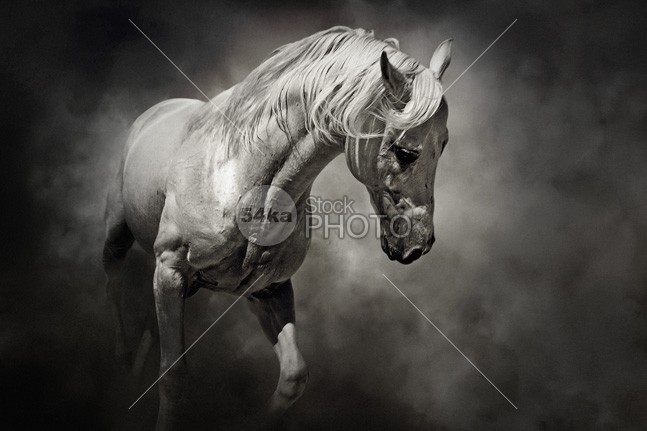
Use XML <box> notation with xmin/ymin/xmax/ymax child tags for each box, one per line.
<box><xmin>394</xmin><ymin>146</ymin><xmax>419</xmax><ymax>165</ymax></box>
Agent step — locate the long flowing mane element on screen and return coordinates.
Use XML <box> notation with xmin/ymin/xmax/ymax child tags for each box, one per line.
<box><xmin>188</xmin><ymin>26</ymin><xmax>444</xmax><ymax>154</ymax></box>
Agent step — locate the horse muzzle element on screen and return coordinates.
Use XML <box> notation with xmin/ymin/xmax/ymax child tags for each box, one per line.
<box><xmin>381</xmin><ymin>233</ymin><xmax>433</xmax><ymax>264</ymax></box>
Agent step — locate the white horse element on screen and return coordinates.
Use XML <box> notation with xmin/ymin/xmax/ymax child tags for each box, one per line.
<box><xmin>104</xmin><ymin>26</ymin><xmax>451</xmax><ymax>429</ymax></box>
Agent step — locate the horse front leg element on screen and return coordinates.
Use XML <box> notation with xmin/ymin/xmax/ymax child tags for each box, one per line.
<box><xmin>247</xmin><ymin>279</ymin><xmax>308</xmax><ymax>419</ymax></box>
<box><xmin>153</xmin><ymin>247</ymin><xmax>188</xmax><ymax>431</ymax></box>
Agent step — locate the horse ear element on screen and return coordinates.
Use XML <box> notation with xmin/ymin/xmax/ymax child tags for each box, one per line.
<box><xmin>380</xmin><ymin>51</ymin><xmax>411</xmax><ymax>108</ymax></box>
<box><xmin>383</xmin><ymin>37</ymin><xmax>400</xmax><ymax>49</ymax></box>
<box><xmin>429</xmin><ymin>39</ymin><xmax>453</xmax><ymax>79</ymax></box>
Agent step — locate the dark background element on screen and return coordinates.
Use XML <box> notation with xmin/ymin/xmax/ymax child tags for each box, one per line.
<box><xmin>1</xmin><ymin>0</ymin><xmax>646</xmax><ymax>429</ymax></box>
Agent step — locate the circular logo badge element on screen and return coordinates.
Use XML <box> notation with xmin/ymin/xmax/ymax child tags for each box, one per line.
<box><xmin>235</xmin><ymin>185</ymin><xmax>297</xmax><ymax>246</ymax></box>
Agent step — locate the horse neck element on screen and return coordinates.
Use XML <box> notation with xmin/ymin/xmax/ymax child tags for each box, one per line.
<box><xmin>253</xmin><ymin>110</ymin><xmax>344</xmax><ymax>204</ymax></box>
<box><xmin>257</xmin><ymin>117</ymin><xmax>387</xmax><ymax>203</ymax></box>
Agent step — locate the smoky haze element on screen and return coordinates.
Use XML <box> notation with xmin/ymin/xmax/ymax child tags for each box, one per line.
<box><xmin>1</xmin><ymin>0</ymin><xmax>646</xmax><ymax>429</ymax></box>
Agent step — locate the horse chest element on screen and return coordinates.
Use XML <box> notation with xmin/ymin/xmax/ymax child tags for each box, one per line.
<box><xmin>186</xmin><ymin>233</ymin><xmax>309</xmax><ymax>294</ymax></box>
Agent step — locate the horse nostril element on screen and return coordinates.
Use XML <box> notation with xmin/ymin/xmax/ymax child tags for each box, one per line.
<box><xmin>381</xmin><ymin>236</ymin><xmax>397</xmax><ymax>260</ymax></box>
<box><xmin>400</xmin><ymin>247</ymin><xmax>423</xmax><ymax>264</ymax></box>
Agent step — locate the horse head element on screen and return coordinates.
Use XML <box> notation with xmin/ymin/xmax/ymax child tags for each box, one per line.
<box><xmin>346</xmin><ymin>39</ymin><xmax>452</xmax><ymax>264</ymax></box>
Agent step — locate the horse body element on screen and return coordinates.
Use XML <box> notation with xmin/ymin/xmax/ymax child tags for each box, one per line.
<box><xmin>104</xmin><ymin>27</ymin><xmax>452</xmax><ymax>429</ymax></box>
<box><xmin>120</xmin><ymin>98</ymin><xmax>203</xmax><ymax>251</ymax></box>
<box><xmin>118</xmin><ymin>92</ymin><xmax>335</xmax><ymax>294</ymax></box>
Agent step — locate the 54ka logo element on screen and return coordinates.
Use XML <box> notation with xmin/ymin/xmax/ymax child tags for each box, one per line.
<box><xmin>239</xmin><ymin>207</ymin><xmax>293</xmax><ymax>223</ymax></box>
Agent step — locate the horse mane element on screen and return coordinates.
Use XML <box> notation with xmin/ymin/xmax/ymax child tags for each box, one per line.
<box><xmin>188</xmin><ymin>26</ymin><xmax>444</xmax><ymax>154</ymax></box>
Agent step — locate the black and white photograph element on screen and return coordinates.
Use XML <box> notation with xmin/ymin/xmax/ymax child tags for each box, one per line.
<box><xmin>1</xmin><ymin>0</ymin><xmax>646</xmax><ymax>429</ymax></box>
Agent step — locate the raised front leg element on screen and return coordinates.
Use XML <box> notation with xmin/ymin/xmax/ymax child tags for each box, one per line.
<box><xmin>153</xmin><ymin>243</ymin><xmax>188</xmax><ymax>431</ymax></box>
<box><xmin>247</xmin><ymin>279</ymin><xmax>308</xmax><ymax>418</ymax></box>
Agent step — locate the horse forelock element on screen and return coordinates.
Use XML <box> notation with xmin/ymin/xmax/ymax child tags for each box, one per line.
<box><xmin>191</xmin><ymin>26</ymin><xmax>444</xmax><ymax>155</ymax></box>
